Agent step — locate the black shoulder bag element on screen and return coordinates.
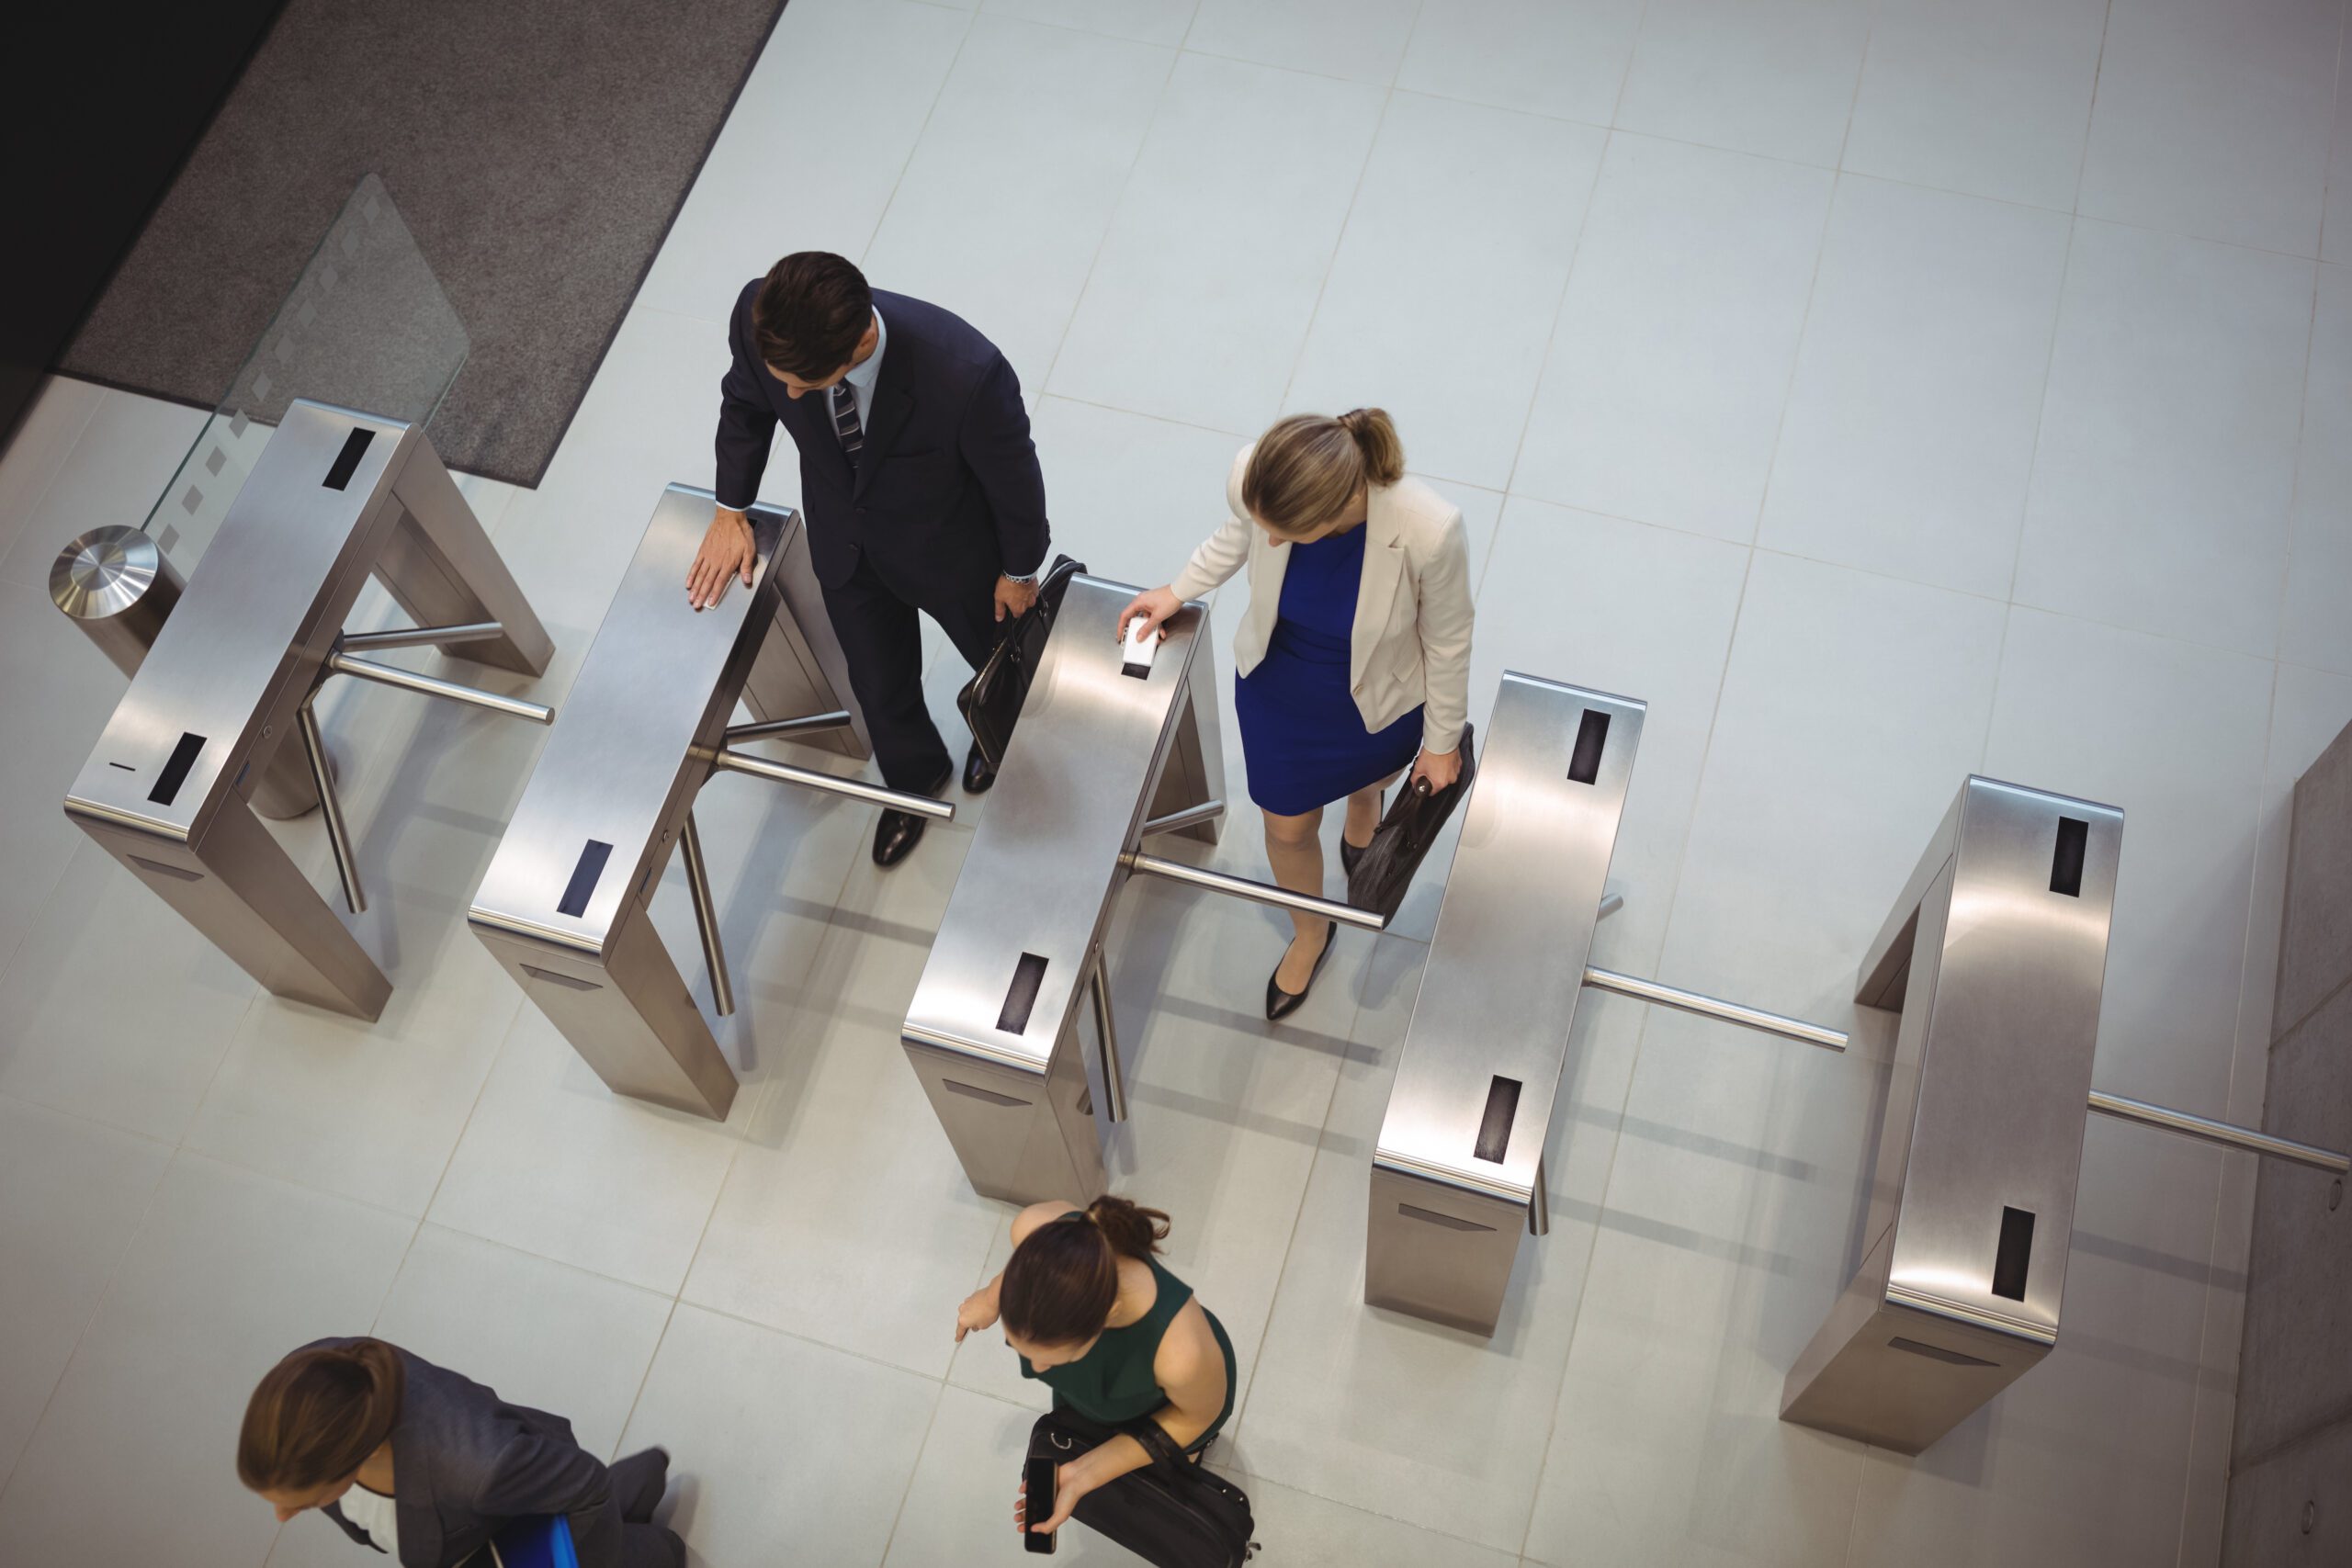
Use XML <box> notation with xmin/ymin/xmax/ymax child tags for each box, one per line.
<box><xmin>1026</xmin><ymin>1408</ymin><xmax>1258</xmax><ymax>1567</ymax></box>
<box><xmin>957</xmin><ymin>555</ymin><xmax>1086</xmax><ymax>773</ymax></box>
<box><xmin>1346</xmin><ymin>721</ymin><xmax>1479</xmax><ymax>919</ymax></box>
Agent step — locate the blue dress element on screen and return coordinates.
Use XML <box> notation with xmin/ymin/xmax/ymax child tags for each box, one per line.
<box><xmin>1234</xmin><ymin>525</ymin><xmax>1423</xmax><ymax>816</ymax></box>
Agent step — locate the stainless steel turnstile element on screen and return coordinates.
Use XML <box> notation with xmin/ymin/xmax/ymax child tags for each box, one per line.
<box><xmin>1781</xmin><ymin>775</ymin><xmax>2349</xmax><ymax>1453</ymax></box>
<box><xmin>1367</xmin><ymin>672</ymin><xmax>1850</xmax><ymax>1337</ymax></box>
<box><xmin>902</xmin><ymin>574</ymin><xmax>1382</xmax><ymax>1205</ymax></box>
<box><xmin>469</xmin><ymin>484</ymin><xmax>950</xmax><ymax>1119</ymax></box>
<box><xmin>62</xmin><ymin>400</ymin><xmax>555</xmax><ymax>1021</ymax></box>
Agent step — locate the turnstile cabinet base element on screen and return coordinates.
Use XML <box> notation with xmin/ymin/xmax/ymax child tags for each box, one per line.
<box><xmin>1779</xmin><ymin>1231</ymin><xmax>2050</xmax><ymax>1454</ymax></box>
<box><xmin>1364</xmin><ymin>1164</ymin><xmax>1525</xmax><ymax>1337</ymax></box>
<box><xmin>904</xmin><ymin>1030</ymin><xmax>1107</xmax><ymax>1208</ymax></box>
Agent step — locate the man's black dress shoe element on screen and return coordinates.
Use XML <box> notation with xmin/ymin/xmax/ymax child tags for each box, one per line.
<box><xmin>874</xmin><ymin>761</ymin><xmax>955</xmax><ymax>867</ymax></box>
<box><xmin>963</xmin><ymin>742</ymin><xmax>995</xmax><ymax>794</ymax></box>
<box><xmin>1266</xmin><ymin>920</ymin><xmax>1339</xmax><ymax>1021</ymax></box>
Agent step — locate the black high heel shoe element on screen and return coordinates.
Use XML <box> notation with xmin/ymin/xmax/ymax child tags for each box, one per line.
<box><xmin>1339</xmin><ymin>836</ymin><xmax>1369</xmax><ymax>875</ymax></box>
<box><xmin>1266</xmin><ymin>920</ymin><xmax>1338</xmax><ymax>1021</ymax></box>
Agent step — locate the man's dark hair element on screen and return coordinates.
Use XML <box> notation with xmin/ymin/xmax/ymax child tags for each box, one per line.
<box><xmin>752</xmin><ymin>253</ymin><xmax>874</xmax><ymax>379</ymax></box>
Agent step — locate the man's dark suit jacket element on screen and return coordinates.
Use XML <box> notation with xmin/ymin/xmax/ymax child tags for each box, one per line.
<box><xmin>714</xmin><ymin>283</ymin><xmax>1049</xmax><ymax>593</ymax></box>
<box><xmin>307</xmin><ymin>1339</ymin><xmax>629</xmax><ymax>1568</ymax></box>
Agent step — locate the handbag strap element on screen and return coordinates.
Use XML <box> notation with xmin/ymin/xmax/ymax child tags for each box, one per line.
<box><xmin>1125</xmin><ymin>1416</ymin><xmax>1193</xmax><ymax>1475</ymax></box>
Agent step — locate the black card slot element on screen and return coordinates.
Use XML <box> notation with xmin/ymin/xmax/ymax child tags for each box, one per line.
<box><xmin>998</xmin><ymin>953</ymin><xmax>1049</xmax><ymax>1034</ymax></box>
<box><xmin>1473</xmin><ymin>1075</ymin><xmax>1521</xmax><ymax>1164</ymax></box>
<box><xmin>148</xmin><ymin>732</ymin><xmax>207</xmax><ymax>805</ymax></box>
<box><xmin>1398</xmin><ymin>1202</ymin><xmax>1496</xmax><ymax>1233</ymax></box>
<box><xmin>557</xmin><ymin>840</ymin><xmax>614</xmax><ymax>918</ymax></box>
<box><xmin>1889</xmin><ymin>1336</ymin><xmax>1996</xmax><ymax>1368</ymax></box>
<box><xmin>1991</xmin><ymin>1205</ymin><xmax>2035</xmax><ymax>1300</ymax></box>
<box><xmin>322</xmin><ymin>426</ymin><xmax>375</xmax><ymax>490</ymax></box>
<box><xmin>2050</xmin><ymin>817</ymin><xmax>2088</xmax><ymax>897</ymax></box>
<box><xmin>1566</xmin><ymin>708</ymin><xmax>1610</xmax><ymax>784</ymax></box>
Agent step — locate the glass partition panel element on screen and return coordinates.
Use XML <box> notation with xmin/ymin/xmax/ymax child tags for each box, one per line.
<box><xmin>141</xmin><ymin>172</ymin><xmax>468</xmax><ymax>571</ymax></box>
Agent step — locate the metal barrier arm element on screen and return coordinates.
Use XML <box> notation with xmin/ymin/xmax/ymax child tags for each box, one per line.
<box><xmin>325</xmin><ymin>647</ymin><xmax>555</xmax><ymax>725</ymax></box>
<box><xmin>708</xmin><ymin>747</ymin><xmax>955</xmax><ymax>820</ymax></box>
<box><xmin>1123</xmin><ymin>851</ymin><xmax>1387</xmax><ymax>932</ymax></box>
<box><xmin>2086</xmin><ymin>1089</ymin><xmax>2349</xmax><ymax>1174</ymax></box>
<box><xmin>1582</xmin><ymin>964</ymin><xmax>1849</xmax><ymax>1052</ymax></box>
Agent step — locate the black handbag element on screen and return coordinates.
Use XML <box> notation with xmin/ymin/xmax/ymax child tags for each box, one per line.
<box><xmin>1346</xmin><ymin>721</ymin><xmax>1478</xmax><ymax>919</ymax></box>
<box><xmin>957</xmin><ymin>555</ymin><xmax>1087</xmax><ymax>773</ymax></box>
<box><xmin>1025</xmin><ymin>1408</ymin><xmax>1258</xmax><ymax>1567</ymax></box>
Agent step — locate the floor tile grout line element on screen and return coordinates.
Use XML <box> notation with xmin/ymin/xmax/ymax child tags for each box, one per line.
<box><xmin>1492</xmin><ymin>120</ymin><xmax>1614</xmax><ymax>503</ymax></box>
<box><xmin>0</xmin><ymin>1100</ymin><xmax>178</xmax><ymax>1508</ymax></box>
<box><xmin>854</xmin><ymin>5</ymin><xmax>981</xmax><ymax>279</ymax></box>
<box><xmin>1031</xmin><ymin>26</ymin><xmax>1185</xmax><ymax>401</ymax></box>
<box><xmin>1267</xmin><ymin>6</ymin><xmax>1414</xmax><ymax>420</ymax></box>
<box><xmin>873</xmin><ymin>1362</ymin><xmax>953</xmax><ymax>1564</ymax></box>
<box><xmin>1746</xmin><ymin>148</ymin><xmax>1851</xmax><ymax>551</ymax></box>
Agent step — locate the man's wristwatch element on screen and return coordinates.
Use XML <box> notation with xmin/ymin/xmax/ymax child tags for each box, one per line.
<box><xmin>1003</xmin><ymin>570</ymin><xmax>1040</xmax><ymax>586</ymax></box>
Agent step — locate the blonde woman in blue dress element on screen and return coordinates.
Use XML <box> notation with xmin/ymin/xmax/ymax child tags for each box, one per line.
<box><xmin>1119</xmin><ymin>410</ymin><xmax>1475</xmax><ymax>1019</ymax></box>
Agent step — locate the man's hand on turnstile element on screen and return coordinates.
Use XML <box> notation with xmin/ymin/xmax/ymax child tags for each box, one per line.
<box><xmin>687</xmin><ymin>506</ymin><xmax>757</xmax><ymax>610</ymax></box>
<box><xmin>1116</xmin><ymin>586</ymin><xmax>1181</xmax><ymax>645</ymax></box>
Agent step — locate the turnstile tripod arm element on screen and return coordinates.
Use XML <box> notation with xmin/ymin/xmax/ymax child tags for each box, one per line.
<box><xmin>1581</xmin><ymin>965</ymin><xmax>1849</xmax><ymax>1052</ymax></box>
<box><xmin>297</xmin><ymin>697</ymin><xmax>365</xmax><ymax>916</ymax></box>
<box><xmin>325</xmin><ymin>651</ymin><xmax>555</xmax><ymax>724</ymax></box>
<box><xmin>708</xmin><ymin>748</ymin><xmax>956</xmax><ymax>819</ymax></box>
<box><xmin>724</xmin><ymin>710</ymin><xmax>854</xmax><ymax>743</ymax></box>
<box><xmin>337</xmin><ymin>620</ymin><xmax>508</xmax><ymax>654</ymax></box>
<box><xmin>2086</xmin><ymin>1089</ymin><xmax>2349</xmax><ymax>1174</ymax></box>
<box><xmin>1123</xmin><ymin>852</ymin><xmax>1387</xmax><ymax>932</ymax></box>
<box><xmin>680</xmin><ymin>809</ymin><xmax>733</xmax><ymax>1018</ymax></box>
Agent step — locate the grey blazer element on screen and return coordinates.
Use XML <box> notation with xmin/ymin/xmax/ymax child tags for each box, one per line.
<box><xmin>306</xmin><ymin>1340</ymin><xmax>628</xmax><ymax>1568</ymax></box>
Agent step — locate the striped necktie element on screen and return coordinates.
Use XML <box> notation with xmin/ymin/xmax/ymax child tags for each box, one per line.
<box><xmin>831</xmin><ymin>379</ymin><xmax>864</xmax><ymax>468</ymax></box>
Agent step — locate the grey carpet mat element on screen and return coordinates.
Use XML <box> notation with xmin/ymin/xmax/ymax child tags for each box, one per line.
<box><xmin>61</xmin><ymin>0</ymin><xmax>786</xmax><ymax>488</ymax></box>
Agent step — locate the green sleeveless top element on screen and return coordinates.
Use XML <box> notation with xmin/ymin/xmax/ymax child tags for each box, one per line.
<box><xmin>1019</xmin><ymin>1256</ymin><xmax>1238</xmax><ymax>1446</ymax></box>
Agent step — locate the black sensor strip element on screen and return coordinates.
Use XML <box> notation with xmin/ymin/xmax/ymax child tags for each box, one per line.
<box><xmin>148</xmin><ymin>732</ymin><xmax>207</xmax><ymax>806</ymax></box>
<box><xmin>1991</xmin><ymin>1206</ymin><xmax>2035</xmax><ymax>1301</ymax></box>
<box><xmin>1567</xmin><ymin>708</ymin><xmax>1610</xmax><ymax>784</ymax></box>
<box><xmin>998</xmin><ymin>953</ymin><xmax>1049</xmax><ymax>1034</ymax></box>
<box><xmin>2050</xmin><ymin>817</ymin><xmax>2088</xmax><ymax>898</ymax></box>
<box><xmin>322</xmin><ymin>427</ymin><xmax>375</xmax><ymax>491</ymax></box>
<box><xmin>1473</xmin><ymin>1076</ymin><xmax>1522</xmax><ymax>1164</ymax></box>
<box><xmin>557</xmin><ymin>840</ymin><xmax>614</xmax><ymax>918</ymax></box>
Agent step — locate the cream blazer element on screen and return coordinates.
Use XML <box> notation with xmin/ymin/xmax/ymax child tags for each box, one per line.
<box><xmin>1170</xmin><ymin>446</ymin><xmax>1475</xmax><ymax>754</ymax></box>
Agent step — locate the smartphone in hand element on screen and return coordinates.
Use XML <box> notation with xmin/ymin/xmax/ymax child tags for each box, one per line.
<box><xmin>1023</xmin><ymin>1458</ymin><xmax>1058</xmax><ymax>1554</ymax></box>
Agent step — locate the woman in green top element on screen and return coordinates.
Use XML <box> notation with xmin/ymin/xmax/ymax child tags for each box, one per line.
<box><xmin>955</xmin><ymin>1194</ymin><xmax>1238</xmax><ymax>1542</ymax></box>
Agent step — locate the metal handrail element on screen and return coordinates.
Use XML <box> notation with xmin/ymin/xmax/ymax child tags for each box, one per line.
<box><xmin>1582</xmin><ymin>965</ymin><xmax>1849</xmax><ymax>1053</ymax></box>
<box><xmin>708</xmin><ymin>747</ymin><xmax>956</xmax><ymax>820</ymax></box>
<box><xmin>2086</xmin><ymin>1089</ymin><xmax>2349</xmax><ymax>1174</ymax></box>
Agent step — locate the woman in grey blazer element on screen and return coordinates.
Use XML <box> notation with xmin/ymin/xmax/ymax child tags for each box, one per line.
<box><xmin>239</xmin><ymin>1337</ymin><xmax>684</xmax><ymax>1568</ymax></box>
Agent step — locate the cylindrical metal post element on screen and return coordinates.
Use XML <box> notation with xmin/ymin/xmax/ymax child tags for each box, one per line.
<box><xmin>1088</xmin><ymin>958</ymin><xmax>1128</xmax><ymax>1125</ymax></box>
<box><xmin>1581</xmin><ymin>965</ymin><xmax>1848</xmax><ymax>1053</ymax></box>
<box><xmin>708</xmin><ymin>748</ymin><xmax>956</xmax><ymax>819</ymax></box>
<box><xmin>1529</xmin><ymin>1154</ymin><xmax>1550</xmax><ymax>1237</ymax></box>
<box><xmin>324</xmin><ymin>651</ymin><xmax>555</xmax><ymax>724</ymax></box>
<box><xmin>50</xmin><ymin>526</ymin><xmax>182</xmax><ymax>678</ymax></box>
<box><xmin>2086</xmin><ymin>1089</ymin><xmax>2351</xmax><ymax>1174</ymax></box>
<box><xmin>337</xmin><ymin>621</ymin><xmax>506</xmax><ymax>653</ymax></box>
<box><xmin>297</xmin><ymin>699</ymin><xmax>365</xmax><ymax>915</ymax></box>
<box><xmin>679</xmin><ymin>810</ymin><xmax>734</xmax><ymax>1018</ymax></box>
<box><xmin>723</xmin><ymin>710</ymin><xmax>855</xmax><ymax>743</ymax></box>
<box><xmin>1122</xmin><ymin>852</ymin><xmax>1387</xmax><ymax>932</ymax></box>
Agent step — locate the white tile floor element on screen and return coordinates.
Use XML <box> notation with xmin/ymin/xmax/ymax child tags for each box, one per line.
<box><xmin>4</xmin><ymin>1</ymin><xmax>2352</xmax><ymax>1563</ymax></box>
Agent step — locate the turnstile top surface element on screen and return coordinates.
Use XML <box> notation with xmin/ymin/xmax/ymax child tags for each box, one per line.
<box><xmin>469</xmin><ymin>486</ymin><xmax>794</xmax><ymax>955</ymax></box>
<box><xmin>902</xmin><ymin>573</ymin><xmax>1207</xmax><ymax>1072</ymax></box>
<box><xmin>1374</xmin><ymin>673</ymin><xmax>1645</xmax><ymax>1201</ymax></box>
<box><xmin>64</xmin><ymin>401</ymin><xmax>413</xmax><ymax>841</ymax></box>
<box><xmin>1879</xmin><ymin>775</ymin><xmax>2121</xmax><ymax>1340</ymax></box>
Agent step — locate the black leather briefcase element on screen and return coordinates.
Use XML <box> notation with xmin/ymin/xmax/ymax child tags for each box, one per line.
<box><xmin>1025</xmin><ymin>1408</ymin><xmax>1257</xmax><ymax>1567</ymax></box>
<box><xmin>956</xmin><ymin>555</ymin><xmax>1085</xmax><ymax>772</ymax></box>
<box><xmin>1346</xmin><ymin>720</ymin><xmax>1479</xmax><ymax>919</ymax></box>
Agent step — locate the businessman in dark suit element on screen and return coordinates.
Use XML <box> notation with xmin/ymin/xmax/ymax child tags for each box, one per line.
<box><xmin>689</xmin><ymin>252</ymin><xmax>1050</xmax><ymax>866</ymax></box>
